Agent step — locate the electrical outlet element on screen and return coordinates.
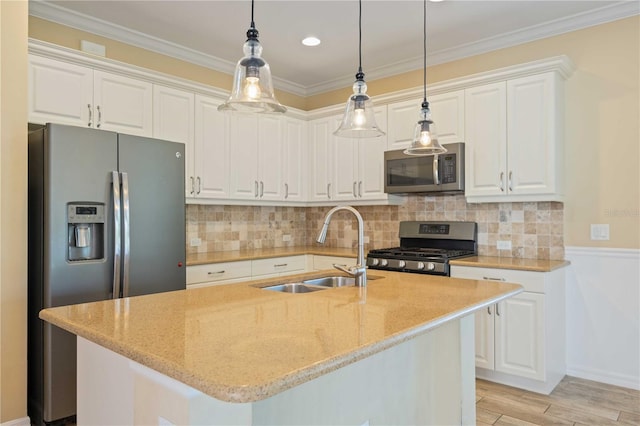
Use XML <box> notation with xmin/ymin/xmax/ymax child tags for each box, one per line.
<box><xmin>190</xmin><ymin>237</ymin><xmax>201</xmax><ymax>247</ymax></box>
<box><xmin>497</xmin><ymin>240</ymin><xmax>512</xmax><ymax>250</ymax></box>
<box><xmin>590</xmin><ymin>224</ymin><xmax>610</xmax><ymax>240</ymax></box>
<box><xmin>282</xmin><ymin>234</ymin><xmax>292</xmax><ymax>242</ymax></box>
<box><xmin>363</xmin><ymin>236</ymin><xmax>370</xmax><ymax>244</ymax></box>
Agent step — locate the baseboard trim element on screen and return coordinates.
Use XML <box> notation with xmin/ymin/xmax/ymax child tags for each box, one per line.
<box><xmin>1</xmin><ymin>417</ymin><xmax>30</xmax><ymax>426</ymax></box>
<box><xmin>567</xmin><ymin>364</ymin><xmax>640</xmax><ymax>390</ymax></box>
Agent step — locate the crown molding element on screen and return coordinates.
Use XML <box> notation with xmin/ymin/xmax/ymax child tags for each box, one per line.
<box><xmin>29</xmin><ymin>0</ymin><xmax>638</xmax><ymax>97</ymax></box>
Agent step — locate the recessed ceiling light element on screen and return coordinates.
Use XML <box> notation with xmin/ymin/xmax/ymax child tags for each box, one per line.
<box><xmin>302</xmin><ymin>36</ymin><xmax>321</xmax><ymax>47</ymax></box>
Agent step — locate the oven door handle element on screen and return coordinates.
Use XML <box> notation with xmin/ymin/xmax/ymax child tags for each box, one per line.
<box><xmin>433</xmin><ymin>155</ymin><xmax>440</xmax><ymax>185</ymax></box>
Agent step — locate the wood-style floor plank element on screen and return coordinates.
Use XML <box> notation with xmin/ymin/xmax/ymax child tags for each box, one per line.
<box><xmin>476</xmin><ymin>376</ymin><xmax>640</xmax><ymax>426</ymax></box>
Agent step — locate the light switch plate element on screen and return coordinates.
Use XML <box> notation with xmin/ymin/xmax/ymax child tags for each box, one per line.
<box><xmin>190</xmin><ymin>237</ymin><xmax>201</xmax><ymax>247</ymax></box>
<box><xmin>590</xmin><ymin>224</ymin><xmax>610</xmax><ymax>240</ymax></box>
<box><xmin>282</xmin><ymin>234</ymin><xmax>292</xmax><ymax>242</ymax></box>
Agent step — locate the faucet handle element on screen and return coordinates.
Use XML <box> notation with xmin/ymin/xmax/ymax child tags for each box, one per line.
<box><xmin>332</xmin><ymin>264</ymin><xmax>353</xmax><ymax>275</ymax></box>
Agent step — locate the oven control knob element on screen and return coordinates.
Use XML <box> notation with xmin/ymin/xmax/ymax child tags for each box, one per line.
<box><xmin>380</xmin><ymin>259</ymin><xmax>388</xmax><ymax>267</ymax></box>
<box><xmin>417</xmin><ymin>262</ymin><xmax>425</xmax><ymax>270</ymax></box>
<box><xmin>398</xmin><ymin>260</ymin><xmax>406</xmax><ymax>268</ymax></box>
<box><xmin>426</xmin><ymin>262</ymin><xmax>436</xmax><ymax>271</ymax></box>
<box><xmin>369</xmin><ymin>258</ymin><xmax>379</xmax><ymax>266</ymax></box>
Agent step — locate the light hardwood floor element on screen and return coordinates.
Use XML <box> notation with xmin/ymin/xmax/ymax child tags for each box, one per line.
<box><xmin>476</xmin><ymin>376</ymin><xmax>640</xmax><ymax>425</ymax></box>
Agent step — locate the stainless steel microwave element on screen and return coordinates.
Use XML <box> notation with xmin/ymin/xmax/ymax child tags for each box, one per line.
<box><xmin>384</xmin><ymin>142</ymin><xmax>465</xmax><ymax>194</ymax></box>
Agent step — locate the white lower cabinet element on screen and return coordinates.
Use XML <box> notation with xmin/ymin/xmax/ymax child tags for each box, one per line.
<box><xmin>251</xmin><ymin>255</ymin><xmax>308</xmax><ymax>279</ymax></box>
<box><xmin>450</xmin><ymin>265</ymin><xmax>566</xmax><ymax>394</ymax></box>
<box><xmin>186</xmin><ymin>260</ymin><xmax>252</xmax><ymax>289</ymax></box>
<box><xmin>187</xmin><ymin>255</ymin><xmax>311</xmax><ymax>289</ymax></box>
<box><xmin>312</xmin><ymin>255</ymin><xmax>356</xmax><ymax>271</ymax></box>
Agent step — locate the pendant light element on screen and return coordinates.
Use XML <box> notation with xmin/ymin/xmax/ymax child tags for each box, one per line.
<box><xmin>334</xmin><ymin>0</ymin><xmax>384</xmax><ymax>138</ymax></box>
<box><xmin>404</xmin><ymin>0</ymin><xmax>446</xmax><ymax>156</ymax></box>
<box><xmin>218</xmin><ymin>0</ymin><xmax>286</xmax><ymax>114</ymax></box>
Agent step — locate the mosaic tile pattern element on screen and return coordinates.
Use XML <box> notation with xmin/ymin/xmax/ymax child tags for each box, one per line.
<box><xmin>187</xmin><ymin>195</ymin><xmax>564</xmax><ymax>260</ymax></box>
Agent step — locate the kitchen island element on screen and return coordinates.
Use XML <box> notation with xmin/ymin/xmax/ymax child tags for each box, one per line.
<box><xmin>40</xmin><ymin>270</ymin><xmax>522</xmax><ymax>425</ymax></box>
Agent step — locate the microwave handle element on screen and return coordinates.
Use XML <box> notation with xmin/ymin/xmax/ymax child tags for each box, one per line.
<box><xmin>433</xmin><ymin>155</ymin><xmax>440</xmax><ymax>185</ymax></box>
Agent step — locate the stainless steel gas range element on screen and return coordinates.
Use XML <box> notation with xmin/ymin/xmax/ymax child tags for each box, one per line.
<box><xmin>366</xmin><ymin>221</ymin><xmax>478</xmax><ymax>276</ymax></box>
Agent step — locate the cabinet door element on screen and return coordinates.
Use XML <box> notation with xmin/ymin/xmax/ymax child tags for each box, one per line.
<box><xmin>153</xmin><ymin>85</ymin><xmax>194</xmax><ymax>196</ymax></box>
<box><xmin>495</xmin><ymin>292</ymin><xmax>545</xmax><ymax>380</ymax></box>
<box><xmin>358</xmin><ymin>107</ymin><xmax>388</xmax><ymax>200</ymax></box>
<box><xmin>507</xmin><ymin>73</ymin><xmax>559</xmax><ymax>196</ymax></box>
<box><xmin>429</xmin><ymin>90</ymin><xmax>465</xmax><ymax>144</ymax></box>
<box><xmin>283</xmin><ymin>118</ymin><xmax>306</xmax><ymax>202</ymax></box>
<box><xmin>386</xmin><ymin>98</ymin><xmax>422</xmax><ymax>150</ymax></box>
<box><xmin>464</xmin><ymin>82</ymin><xmax>507</xmax><ymax>198</ymax></box>
<box><xmin>28</xmin><ymin>55</ymin><xmax>93</xmax><ymax>127</ymax></box>
<box><xmin>257</xmin><ymin>115</ymin><xmax>283</xmax><ymax>200</ymax></box>
<box><xmin>332</xmin><ymin>119</ymin><xmax>359</xmax><ymax>201</ymax></box>
<box><xmin>308</xmin><ymin>118</ymin><xmax>333</xmax><ymax>202</ymax></box>
<box><xmin>229</xmin><ymin>114</ymin><xmax>259</xmax><ymax>199</ymax></box>
<box><xmin>474</xmin><ymin>307</ymin><xmax>495</xmax><ymax>370</ymax></box>
<box><xmin>93</xmin><ymin>70</ymin><xmax>153</xmax><ymax>136</ymax></box>
<box><xmin>194</xmin><ymin>95</ymin><xmax>229</xmax><ymax>198</ymax></box>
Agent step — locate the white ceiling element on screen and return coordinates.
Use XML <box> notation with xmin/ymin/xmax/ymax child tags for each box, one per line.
<box><xmin>30</xmin><ymin>0</ymin><xmax>639</xmax><ymax>96</ymax></box>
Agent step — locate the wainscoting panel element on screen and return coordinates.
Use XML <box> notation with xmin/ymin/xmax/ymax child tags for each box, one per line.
<box><xmin>565</xmin><ymin>246</ymin><xmax>640</xmax><ymax>390</ymax></box>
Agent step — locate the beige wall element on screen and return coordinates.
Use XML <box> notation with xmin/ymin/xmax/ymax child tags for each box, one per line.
<box><xmin>28</xmin><ymin>16</ymin><xmax>639</xmax><ymax>249</ymax></box>
<box><xmin>1</xmin><ymin>0</ymin><xmax>28</xmax><ymax>422</ymax></box>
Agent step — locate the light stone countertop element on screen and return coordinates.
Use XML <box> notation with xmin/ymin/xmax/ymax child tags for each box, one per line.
<box><xmin>187</xmin><ymin>246</ymin><xmax>357</xmax><ymax>266</ymax></box>
<box><xmin>40</xmin><ymin>270</ymin><xmax>522</xmax><ymax>404</ymax></box>
<box><xmin>450</xmin><ymin>256</ymin><xmax>570</xmax><ymax>272</ymax></box>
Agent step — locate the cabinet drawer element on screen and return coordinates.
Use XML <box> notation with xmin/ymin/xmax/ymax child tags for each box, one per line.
<box><xmin>252</xmin><ymin>255</ymin><xmax>307</xmax><ymax>276</ymax></box>
<box><xmin>450</xmin><ymin>266</ymin><xmax>546</xmax><ymax>293</ymax></box>
<box><xmin>186</xmin><ymin>260</ymin><xmax>252</xmax><ymax>284</ymax></box>
<box><xmin>313</xmin><ymin>255</ymin><xmax>356</xmax><ymax>271</ymax></box>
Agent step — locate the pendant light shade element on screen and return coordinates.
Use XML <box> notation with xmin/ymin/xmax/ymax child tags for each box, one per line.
<box><xmin>334</xmin><ymin>0</ymin><xmax>384</xmax><ymax>138</ymax></box>
<box><xmin>404</xmin><ymin>0</ymin><xmax>446</xmax><ymax>155</ymax></box>
<box><xmin>218</xmin><ymin>0</ymin><xmax>286</xmax><ymax>114</ymax></box>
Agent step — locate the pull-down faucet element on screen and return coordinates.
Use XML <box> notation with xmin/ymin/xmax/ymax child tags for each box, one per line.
<box><xmin>316</xmin><ymin>206</ymin><xmax>367</xmax><ymax>287</ymax></box>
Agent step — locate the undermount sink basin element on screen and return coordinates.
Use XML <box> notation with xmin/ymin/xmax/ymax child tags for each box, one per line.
<box><xmin>302</xmin><ymin>276</ymin><xmax>355</xmax><ymax>288</ymax></box>
<box><xmin>261</xmin><ymin>275</ymin><xmax>383</xmax><ymax>293</ymax></box>
<box><xmin>261</xmin><ymin>283</ymin><xmax>328</xmax><ymax>293</ymax></box>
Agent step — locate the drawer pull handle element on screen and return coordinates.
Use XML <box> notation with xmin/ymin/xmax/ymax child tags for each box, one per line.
<box><xmin>482</xmin><ymin>276</ymin><xmax>506</xmax><ymax>281</ymax></box>
<box><xmin>208</xmin><ymin>270</ymin><xmax>226</xmax><ymax>275</ymax></box>
<box><xmin>273</xmin><ymin>263</ymin><xmax>288</xmax><ymax>267</ymax></box>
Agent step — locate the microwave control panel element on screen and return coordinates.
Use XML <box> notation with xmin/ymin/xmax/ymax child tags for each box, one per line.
<box><xmin>440</xmin><ymin>154</ymin><xmax>457</xmax><ymax>183</ymax></box>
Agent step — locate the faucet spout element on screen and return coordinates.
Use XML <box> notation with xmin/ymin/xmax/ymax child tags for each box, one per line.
<box><xmin>315</xmin><ymin>206</ymin><xmax>367</xmax><ymax>287</ymax></box>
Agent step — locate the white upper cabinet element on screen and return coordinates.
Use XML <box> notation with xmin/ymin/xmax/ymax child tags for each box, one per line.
<box><xmin>308</xmin><ymin>117</ymin><xmax>333</xmax><ymax>202</ymax></box>
<box><xmin>92</xmin><ymin>70</ymin><xmax>152</xmax><ymax>136</ymax></box>
<box><xmin>228</xmin><ymin>115</ymin><xmax>285</xmax><ymax>201</ymax></box>
<box><xmin>310</xmin><ymin>107</ymin><xmax>391</xmax><ymax>204</ymax></box>
<box><xmin>152</xmin><ymin>85</ymin><xmax>195</xmax><ymax>196</ymax></box>
<box><xmin>283</xmin><ymin>117</ymin><xmax>307</xmax><ymax>202</ymax></box>
<box><xmin>194</xmin><ymin>95</ymin><xmax>230</xmax><ymax>199</ymax></box>
<box><xmin>28</xmin><ymin>55</ymin><xmax>93</xmax><ymax>127</ymax></box>
<box><xmin>465</xmin><ymin>72</ymin><xmax>564</xmax><ymax>202</ymax></box>
<box><xmin>257</xmin><ymin>115</ymin><xmax>284</xmax><ymax>201</ymax></box>
<box><xmin>28</xmin><ymin>55</ymin><xmax>153</xmax><ymax>136</ymax></box>
<box><xmin>386</xmin><ymin>90</ymin><xmax>464</xmax><ymax>151</ymax></box>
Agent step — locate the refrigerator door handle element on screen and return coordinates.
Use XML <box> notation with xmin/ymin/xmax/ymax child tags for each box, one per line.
<box><xmin>121</xmin><ymin>172</ymin><xmax>131</xmax><ymax>298</ymax></box>
<box><xmin>112</xmin><ymin>171</ymin><xmax>122</xmax><ymax>299</ymax></box>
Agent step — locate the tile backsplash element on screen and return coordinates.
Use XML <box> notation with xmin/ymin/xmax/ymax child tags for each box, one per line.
<box><xmin>187</xmin><ymin>195</ymin><xmax>564</xmax><ymax>260</ymax></box>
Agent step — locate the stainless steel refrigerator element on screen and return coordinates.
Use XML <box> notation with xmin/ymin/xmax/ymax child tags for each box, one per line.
<box><xmin>28</xmin><ymin>123</ymin><xmax>186</xmax><ymax>425</ymax></box>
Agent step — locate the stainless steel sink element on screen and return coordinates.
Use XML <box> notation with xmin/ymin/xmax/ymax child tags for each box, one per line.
<box><xmin>261</xmin><ymin>283</ymin><xmax>328</xmax><ymax>293</ymax></box>
<box><xmin>302</xmin><ymin>276</ymin><xmax>355</xmax><ymax>288</ymax></box>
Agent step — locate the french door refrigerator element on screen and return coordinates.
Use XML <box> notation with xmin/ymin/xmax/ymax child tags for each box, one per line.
<box><xmin>28</xmin><ymin>123</ymin><xmax>186</xmax><ymax>425</ymax></box>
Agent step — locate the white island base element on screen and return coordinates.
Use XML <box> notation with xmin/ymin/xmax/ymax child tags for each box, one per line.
<box><xmin>78</xmin><ymin>316</ymin><xmax>476</xmax><ymax>425</ymax></box>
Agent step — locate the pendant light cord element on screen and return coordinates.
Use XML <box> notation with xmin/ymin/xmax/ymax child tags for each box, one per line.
<box><xmin>358</xmin><ymin>0</ymin><xmax>363</xmax><ymax>76</ymax></box>
<box><xmin>422</xmin><ymin>0</ymin><xmax>428</xmax><ymax>106</ymax></box>
<box><xmin>251</xmin><ymin>0</ymin><xmax>255</xmax><ymax>29</ymax></box>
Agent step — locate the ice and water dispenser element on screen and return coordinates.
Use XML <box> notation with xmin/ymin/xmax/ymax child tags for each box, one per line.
<box><xmin>67</xmin><ymin>203</ymin><xmax>105</xmax><ymax>261</ymax></box>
